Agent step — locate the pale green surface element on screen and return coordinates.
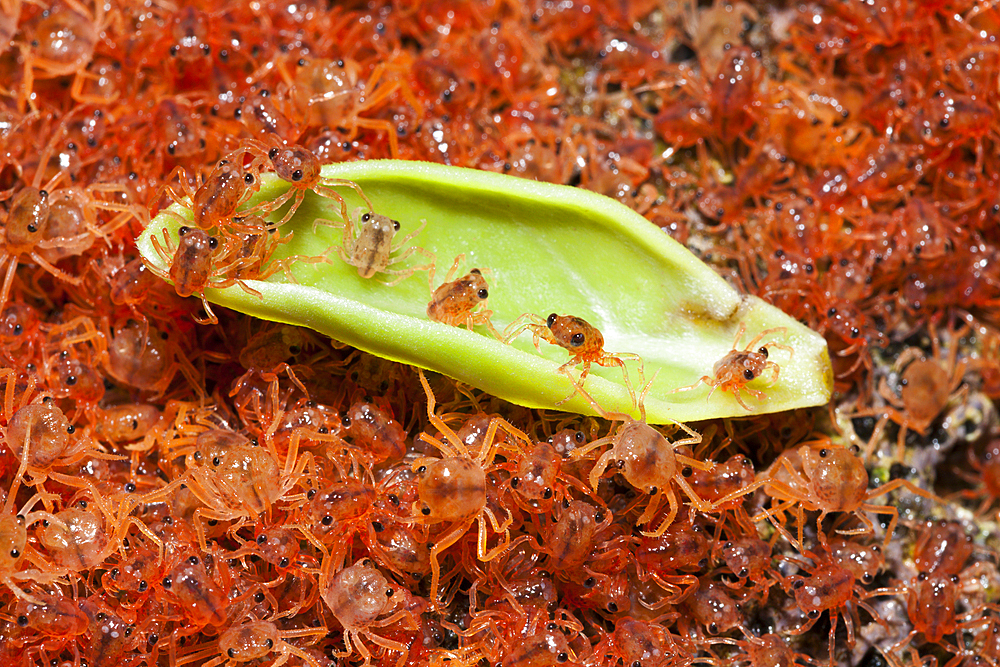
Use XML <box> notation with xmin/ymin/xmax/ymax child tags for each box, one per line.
<box><xmin>137</xmin><ymin>160</ymin><xmax>833</xmax><ymax>423</ymax></box>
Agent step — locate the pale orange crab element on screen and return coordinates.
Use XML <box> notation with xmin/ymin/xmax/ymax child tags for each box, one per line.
<box><xmin>426</xmin><ymin>254</ymin><xmax>497</xmax><ymax>335</ymax></box>
<box><xmin>502</xmin><ymin>312</ymin><xmax>644</xmax><ymax>405</ymax></box>
<box><xmin>673</xmin><ymin>325</ymin><xmax>793</xmax><ymax>411</ymax></box>
<box><xmin>860</xmin><ymin>318</ymin><xmax>970</xmax><ymax>459</ymax></box>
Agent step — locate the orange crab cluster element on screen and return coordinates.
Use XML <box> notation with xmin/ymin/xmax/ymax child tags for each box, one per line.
<box><xmin>1</xmin><ymin>0</ymin><xmax>1000</xmax><ymax>666</ymax></box>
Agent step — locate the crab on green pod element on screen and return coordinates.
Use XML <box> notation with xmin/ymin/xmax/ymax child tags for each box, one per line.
<box><xmin>137</xmin><ymin>160</ymin><xmax>832</xmax><ymax>423</ymax></box>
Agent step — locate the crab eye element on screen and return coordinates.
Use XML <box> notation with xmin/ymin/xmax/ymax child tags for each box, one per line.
<box><xmin>393</xmin><ymin>219</ymin><xmax>401</xmax><ymax>231</ymax></box>
<box><xmin>743</xmin><ymin>368</ymin><xmax>754</xmax><ymax>380</ymax></box>
<box><xmin>571</xmin><ymin>332</ymin><xmax>585</xmax><ymax>346</ymax></box>
<box><xmin>758</xmin><ymin>346</ymin><xmax>768</xmax><ymax>357</ymax></box>
<box><xmin>547</xmin><ymin>313</ymin><xmax>558</xmax><ymax>327</ymax></box>
<box><xmin>361</xmin><ymin>213</ymin><xmax>371</xmax><ymax>222</ymax></box>
<box><xmin>478</xmin><ymin>288</ymin><xmax>488</xmax><ymax>299</ymax></box>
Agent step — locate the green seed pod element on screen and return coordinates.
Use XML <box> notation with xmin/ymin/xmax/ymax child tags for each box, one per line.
<box><xmin>138</xmin><ymin>160</ymin><xmax>832</xmax><ymax>423</ymax></box>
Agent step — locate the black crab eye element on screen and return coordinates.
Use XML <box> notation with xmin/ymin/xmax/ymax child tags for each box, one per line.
<box><xmin>269</xmin><ymin>148</ymin><xmax>279</xmax><ymax>159</ymax></box>
<box><xmin>208</xmin><ymin>237</ymin><xmax>219</xmax><ymax>250</ymax></box>
<box><xmin>547</xmin><ymin>313</ymin><xmax>558</xmax><ymax>327</ymax></box>
<box><xmin>393</xmin><ymin>219</ymin><xmax>401</xmax><ymax>231</ymax></box>
<box><xmin>743</xmin><ymin>368</ymin><xmax>754</xmax><ymax>380</ymax></box>
<box><xmin>570</xmin><ymin>332</ymin><xmax>585</xmax><ymax>346</ymax></box>
<box><xmin>361</xmin><ymin>213</ymin><xmax>371</xmax><ymax>222</ymax></box>
<box><xmin>477</xmin><ymin>288</ymin><xmax>489</xmax><ymax>299</ymax></box>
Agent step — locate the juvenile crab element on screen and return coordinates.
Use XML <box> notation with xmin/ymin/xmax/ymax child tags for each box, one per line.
<box><xmin>333</xmin><ymin>207</ymin><xmax>433</xmax><ymax>285</ymax></box>
<box><xmin>673</xmin><ymin>324</ymin><xmax>793</xmax><ymax>411</ymax></box>
<box><xmin>503</xmin><ymin>312</ymin><xmax>644</xmax><ymax>405</ymax></box>
<box><xmin>426</xmin><ymin>254</ymin><xmax>497</xmax><ymax>335</ymax></box>
<box><xmin>570</xmin><ymin>380</ymin><xmax>715</xmax><ymax>537</ymax></box>
<box><xmin>862</xmin><ymin>318</ymin><xmax>970</xmax><ymax>458</ymax></box>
